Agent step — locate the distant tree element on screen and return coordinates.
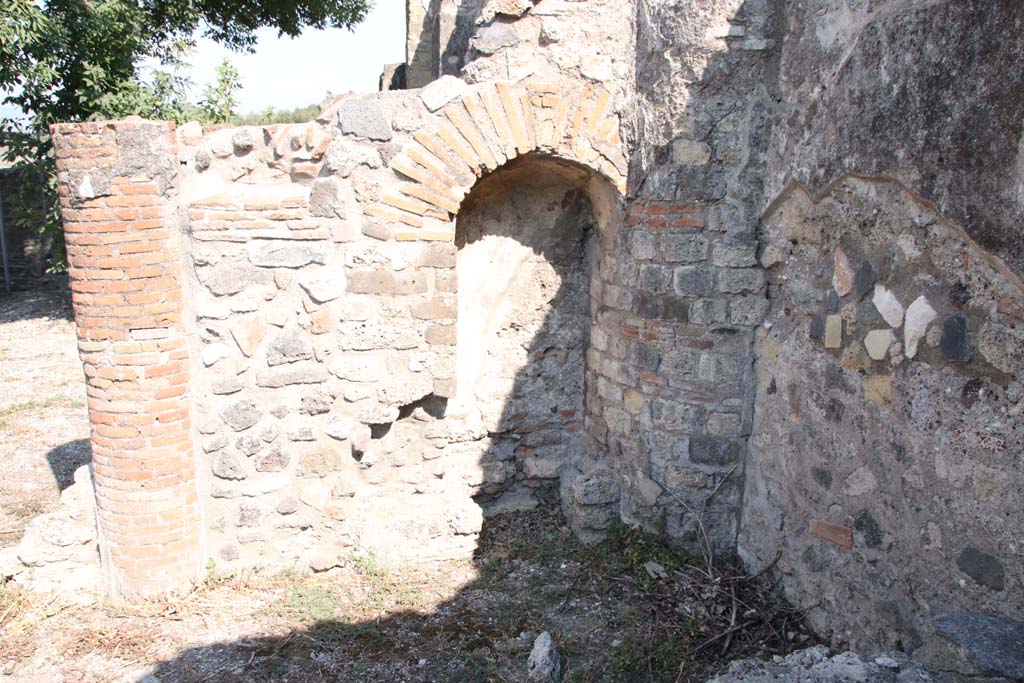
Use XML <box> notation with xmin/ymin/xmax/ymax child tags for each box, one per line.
<box><xmin>199</xmin><ymin>58</ymin><xmax>243</xmax><ymax>124</ymax></box>
<box><xmin>0</xmin><ymin>0</ymin><xmax>371</xmax><ymax>271</ymax></box>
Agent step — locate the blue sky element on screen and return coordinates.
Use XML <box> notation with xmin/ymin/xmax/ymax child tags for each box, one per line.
<box><xmin>1</xmin><ymin>1</ymin><xmax>406</xmax><ymax>120</ymax></box>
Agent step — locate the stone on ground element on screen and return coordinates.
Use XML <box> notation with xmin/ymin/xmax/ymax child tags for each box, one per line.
<box><xmin>527</xmin><ymin>631</ymin><xmax>560</xmax><ymax>683</ymax></box>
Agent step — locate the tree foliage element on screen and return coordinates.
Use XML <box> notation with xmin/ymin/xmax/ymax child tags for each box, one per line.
<box><xmin>0</xmin><ymin>0</ymin><xmax>371</xmax><ymax>271</ymax></box>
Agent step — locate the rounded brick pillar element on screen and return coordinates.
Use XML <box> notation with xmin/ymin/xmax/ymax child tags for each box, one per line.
<box><xmin>51</xmin><ymin>119</ymin><xmax>201</xmax><ymax>596</ymax></box>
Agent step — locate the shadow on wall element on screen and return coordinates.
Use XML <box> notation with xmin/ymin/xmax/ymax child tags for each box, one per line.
<box><xmin>147</xmin><ymin>154</ymin><xmax>627</xmax><ymax>680</ymax></box>
<box><xmin>407</xmin><ymin>0</ymin><xmax>485</xmax><ymax>87</ymax></box>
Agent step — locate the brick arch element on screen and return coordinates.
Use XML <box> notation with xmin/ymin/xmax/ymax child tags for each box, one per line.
<box><xmin>365</xmin><ymin>79</ymin><xmax>628</xmax><ymax>234</ymax></box>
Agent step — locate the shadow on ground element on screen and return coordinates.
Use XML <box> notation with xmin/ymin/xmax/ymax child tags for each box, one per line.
<box><xmin>144</xmin><ymin>508</ymin><xmax>807</xmax><ymax>683</ymax></box>
<box><xmin>44</xmin><ymin>438</ymin><xmax>91</xmax><ymax>492</ymax></box>
<box><xmin>0</xmin><ymin>278</ymin><xmax>73</xmax><ymax>325</ymax></box>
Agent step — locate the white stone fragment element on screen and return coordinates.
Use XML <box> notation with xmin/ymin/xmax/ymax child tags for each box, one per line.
<box><xmin>419</xmin><ymin>75</ymin><xmax>469</xmax><ymax>113</ymax></box>
<box><xmin>864</xmin><ymin>329</ymin><xmax>894</xmax><ymax>361</ymax></box>
<box><xmin>78</xmin><ymin>175</ymin><xmax>95</xmax><ymax>200</ymax></box>
<box><xmin>299</xmin><ymin>268</ymin><xmax>345</xmax><ymax>303</ymax></box>
<box><xmin>242</xmin><ymin>475</ymin><xmax>290</xmax><ymax>497</ymax></box>
<box><xmin>201</xmin><ymin>343</ymin><xmax>232</xmax><ymax>367</ymax></box>
<box><xmin>324</xmin><ymin>419</ymin><xmax>352</xmax><ymax>441</ymax></box>
<box><xmin>527</xmin><ymin>631</ymin><xmax>561</xmax><ymax>683</ymax></box>
<box><xmin>872</xmin><ymin>285</ymin><xmax>904</xmax><ymax>328</ymax></box>
<box><xmin>904</xmin><ymin>296</ymin><xmax>937</xmax><ymax>359</ymax></box>
<box><xmin>196</xmin><ymin>301</ymin><xmax>231</xmax><ymax>320</ymax></box>
<box><xmin>299</xmin><ymin>482</ymin><xmax>330</xmax><ymax>511</ymax></box>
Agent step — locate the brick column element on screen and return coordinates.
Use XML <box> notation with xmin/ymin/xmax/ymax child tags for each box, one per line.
<box><xmin>51</xmin><ymin>119</ymin><xmax>201</xmax><ymax>597</ymax></box>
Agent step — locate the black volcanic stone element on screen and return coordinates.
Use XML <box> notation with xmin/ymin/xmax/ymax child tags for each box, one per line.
<box><xmin>940</xmin><ymin>314</ymin><xmax>974</xmax><ymax>362</ymax></box>
<box><xmin>853</xmin><ymin>260</ymin><xmax>877</xmax><ymax>300</ymax></box>
<box><xmin>935</xmin><ymin>612</ymin><xmax>1024</xmax><ymax>679</ymax></box>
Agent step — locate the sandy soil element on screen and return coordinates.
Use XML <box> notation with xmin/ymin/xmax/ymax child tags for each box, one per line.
<box><xmin>0</xmin><ymin>284</ymin><xmax>90</xmax><ymax>549</ymax></box>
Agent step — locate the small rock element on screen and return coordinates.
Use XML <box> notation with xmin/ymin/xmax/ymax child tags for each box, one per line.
<box><xmin>232</xmin><ymin>129</ymin><xmax>255</xmax><ymax>153</ymax></box>
<box><xmin>277</xmin><ymin>496</ymin><xmax>299</xmax><ymax>515</ymax></box>
<box><xmin>237</xmin><ymin>501</ymin><xmax>264</xmax><ymax>528</ymax></box>
<box><xmin>219</xmin><ymin>544</ymin><xmax>240</xmax><ymax>562</ymax></box>
<box><xmin>823</xmin><ymin>314</ymin><xmax>842</xmax><ymax>348</ymax></box>
<box><xmin>325</xmin><ymin>419</ymin><xmax>352</xmax><ymax>441</ymax></box>
<box><xmin>213</xmin><ymin>452</ymin><xmax>247</xmax><ymax>480</ymax></box>
<box><xmin>934</xmin><ymin>612</ymin><xmax>1024</xmax><ymax>678</ymax></box>
<box><xmin>202</xmin><ymin>343</ymin><xmax>232</xmax><ymax>367</ymax></box>
<box><xmin>862</xmin><ymin>375</ymin><xmax>892</xmax><ymax>407</ymax></box>
<box><xmin>336</xmin><ymin>98</ymin><xmax>392</xmax><ymax>141</ymax></box>
<box><xmin>309</xmin><ymin>178</ymin><xmax>345</xmax><ymax>219</ymax></box>
<box><xmin>956</xmin><ymin>548</ymin><xmax>1005</xmax><ymax>591</ymax></box>
<box><xmin>220</xmin><ymin>401</ymin><xmax>262</xmax><ymax>432</ymax></box>
<box><xmin>230</xmin><ymin>313</ymin><xmax>266</xmax><ymax>358</ymax></box>
<box><xmin>266</xmin><ymin>327</ymin><xmax>314</xmax><ymax>366</ymax></box>
<box><xmin>324</xmin><ymin>137</ymin><xmax>383</xmax><ymax>177</ymax></box>
<box><xmin>236</xmin><ymin>434</ymin><xmax>263</xmax><ymax>456</ymax></box>
<box><xmin>832</xmin><ymin>248</ymin><xmax>854</xmax><ymax>297</ymax></box>
<box><xmin>874</xmin><ymin>655</ymin><xmax>899</xmax><ymax>669</ymax></box>
<box><xmin>872</xmin><ymin>285</ymin><xmax>904</xmax><ymax>328</ymax></box>
<box><xmin>527</xmin><ymin>631</ymin><xmax>560</xmax><ymax>683</ymax></box>
<box><xmin>211</xmin><ymin>376</ymin><xmax>245</xmax><ymax>395</ymax></box>
<box><xmin>255</xmin><ymin>444</ymin><xmax>290</xmax><ymax>472</ymax></box>
<box><xmin>853</xmin><ymin>260</ymin><xmax>876</xmax><ymax>300</ymax></box>
<box><xmin>247</xmin><ymin>240</ymin><xmax>332</xmax><ymax>269</ymax></box>
<box><xmin>904</xmin><ymin>295</ymin><xmax>937</xmax><ymax>359</ymax></box>
<box><xmin>420</xmin><ymin>75</ymin><xmax>469</xmax><ymax>112</ymax></box>
<box><xmin>473</xmin><ymin>23</ymin><xmax>520</xmax><ymax>55</ymax></box>
<box><xmin>299</xmin><ymin>269</ymin><xmax>345</xmax><ymax>303</ymax></box>
<box><xmin>309</xmin><ymin>553</ymin><xmax>341</xmax><ymax>573</ymax></box>
<box><xmin>939</xmin><ymin>314</ymin><xmax>973</xmax><ymax>362</ymax></box>
<box><xmin>255</xmin><ymin>363</ymin><xmax>330</xmax><ymax>388</ymax></box>
<box><xmin>864</xmin><ymin>329</ymin><xmax>894</xmax><ymax>361</ymax></box>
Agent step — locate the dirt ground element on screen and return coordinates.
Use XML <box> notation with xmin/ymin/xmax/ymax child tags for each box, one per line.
<box><xmin>0</xmin><ymin>286</ymin><xmax>810</xmax><ymax>683</ymax></box>
<box><xmin>0</xmin><ymin>284</ymin><xmax>90</xmax><ymax>549</ymax></box>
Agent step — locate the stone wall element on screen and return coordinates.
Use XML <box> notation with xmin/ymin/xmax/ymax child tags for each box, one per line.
<box><xmin>26</xmin><ymin>0</ymin><xmax>1024</xmax><ymax>660</ymax></box>
<box><xmin>616</xmin><ymin>0</ymin><xmax>776</xmax><ymax>550</ymax></box>
<box><xmin>737</xmin><ymin>0</ymin><xmax>1024</xmax><ymax>652</ymax></box>
<box><xmin>741</xmin><ymin>175</ymin><xmax>1024</xmax><ymax>651</ymax></box>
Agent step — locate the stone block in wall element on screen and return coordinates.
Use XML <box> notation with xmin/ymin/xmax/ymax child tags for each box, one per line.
<box><xmin>662</xmin><ymin>233</ymin><xmax>708</xmax><ymax>263</ymax></box>
<box><xmin>255</xmin><ymin>362</ymin><xmax>330</xmax><ymax>388</ymax></box>
<box><xmin>673</xmin><ymin>266</ymin><xmax>714</xmax><ymax>297</ymax></box>
<box><xmin>347</xmin><ymin>269</ymin><xmax>429</xmax><ymax>295</ymax></box>
<box><xmin>718</xmin><ymin>268</ymin><xmax>765</xmax><ymax>294</ymax></box>
<box><xmin>689</xmin><ymin>436</ymin><xmax>742</xmax><ymax>467</ymax></box>
<box><xmin>336</xmin><ymin>98</ymin><xmax>393</xmax><ymax>141</ymax></box>
<box><xmin>338</xmin><ymin>323</ymin><xmax>421</xmax><ymax>351</ymax></box>
<box><xmin>265</xmin><ymin>327</ymin><xmax>314</xmax><ymax>366</ymax></box>
<box><xmin>198</xmin><ymin>260</ymin><xmax>276</xmax><ymax>297</ymax></box>
<box><xmin>325</xmin><ymin>138</ymin><xmax>383</xmax><ymax>177</ymax></box>
<box><xmin>246</xmin><ymin>240</ymin><xmax>332</xmax><ymax>268</ymax></box>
